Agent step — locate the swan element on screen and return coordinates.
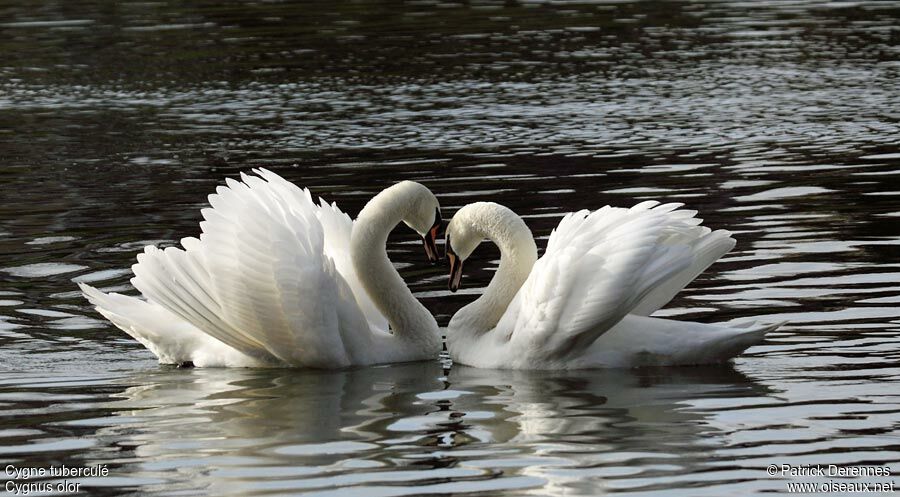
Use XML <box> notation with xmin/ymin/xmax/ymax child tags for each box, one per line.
<box><xmin>80</xmin><ymin>168</ymin><xmax>443</xmax><ymax>368</ymax></box>
<box><xmin>443</xmin><ymin>201</ymin><xmax>784</xmax><ymax>369</ymax></box>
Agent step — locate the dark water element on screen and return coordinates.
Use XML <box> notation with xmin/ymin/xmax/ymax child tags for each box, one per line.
<box><xmin>2</xmin><ymin>1</ymin><xmax>900</xmax><ymax>495</ymax></box>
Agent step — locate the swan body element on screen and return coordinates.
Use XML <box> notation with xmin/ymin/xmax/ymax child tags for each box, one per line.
<box><xmin>81</xmin><ymin>169</ymin><xmax>442</xmax><ymax>368</ymax></box>
<box><xmin>445</xmin><ymin>202</ymin><xmax>783</xmax><ymax>369</ymax></box>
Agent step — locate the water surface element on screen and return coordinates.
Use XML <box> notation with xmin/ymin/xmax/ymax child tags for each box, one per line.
<box><xmin>2</xmin><ymin>1</ymin><xmax>900</xmax><ymax>495</ymax></box>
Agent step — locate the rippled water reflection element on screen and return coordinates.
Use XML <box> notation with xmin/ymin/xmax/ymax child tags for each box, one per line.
<box><xmin>2</xmin><ymin>0</ymin><xmax>900</xmax><ymax>495</ymax></box>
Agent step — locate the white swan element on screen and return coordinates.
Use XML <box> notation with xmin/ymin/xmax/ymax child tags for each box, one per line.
<box><xmin>80</xmin><ymin>169</ymin><xmax>442</xmax><ymax>368</ymax></box>
<box><xmin>444</xmin><ymin>201</ymin><xmax>784</xmax><ymax>369</ymax></box>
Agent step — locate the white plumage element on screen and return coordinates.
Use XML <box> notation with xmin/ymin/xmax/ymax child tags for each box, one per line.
<box><xmin>81</xmin><ymin>169</ymin><xmax>441</xmax><ymax>368</ymax></box>
<box><xmin>446</xmin><ymin>201</ymin><xmax>784</xmax><ymax>369</ymax></box>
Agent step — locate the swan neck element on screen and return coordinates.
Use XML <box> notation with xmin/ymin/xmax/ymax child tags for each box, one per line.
<box><xmin>453</xmin><ymin>205</ymin><xmax>537</xmax><ymax>334</ymax></box>
<box><xmin>351</xmin><ymin>185</ymin><xmax>438</xmax><ymax>344</ymax></box>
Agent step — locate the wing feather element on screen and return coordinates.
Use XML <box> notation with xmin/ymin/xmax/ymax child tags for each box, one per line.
<box><xmin>129</xmin><ymin>169</ymin><xmax>373</xmax><ymax>368</ymax></box>
<box><xmin>498</xmin><ymin>202</ymin><xmax>726</xmax><ymax>360</ymax></box>
<box><xmin>78</xmin><ymin>282</ymin><xmax>268</xmax><ymax>367</ymax></box>
<box><xmin>255</xmin><ymin>169</ymin><xmax>388</xmax><ymax>332</ymax></box>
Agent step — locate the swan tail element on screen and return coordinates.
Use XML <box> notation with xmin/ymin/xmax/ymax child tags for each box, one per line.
<box><xmin>669</xmin><ymin>318</ymin><xmax>783</xmax><ymax>364</ymax></box>
<box><xmin>585</xmin><ymin>315</ymin><xmax>781</xmax><ymax>367</ymax></box>
<box><xmin>694</xmin><ymin>319</ymin><xmax>784</xmax><ymax>362</ymax></box>
<box><xmin>692</xmin><ymin>319</ymin><xmax>785</xmax><ymax>363</ymax></box>
<box><xmin>80</xmin><ymin>283</ymin><xmax>275</xmax><ymax>367</ymax></box>
<box><xmin>79</xmin><ymin>282</ymin><xmax>202</xmax><ymax>365</ymax></box>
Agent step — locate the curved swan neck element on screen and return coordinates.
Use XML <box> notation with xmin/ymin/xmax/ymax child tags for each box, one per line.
<box><xmin>451</xmin><ymin>203</ymin><xmax>538</xmax><ymax>334</ymax></box>
<box><xmin>351</xmin><ymin>183</ymin><xmax>439</xmax><ymax>345</ymax></box>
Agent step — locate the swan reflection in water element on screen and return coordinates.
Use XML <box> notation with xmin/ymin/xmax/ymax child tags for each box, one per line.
<box><xmin>98</xmin><ymin>363</ymin><xmax>771</xmax><ymax>496</ymax></box>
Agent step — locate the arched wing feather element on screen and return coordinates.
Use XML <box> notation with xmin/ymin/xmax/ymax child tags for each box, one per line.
<box><xmin>129</xmin><ymin>169</ymin><xmax>373</xmax><ymax>368</ymax></box>
<box><xmin>78</xmin><ymin>282</ymin><xmax>271</xmax><ymax>367</ymax></box>
<box><xmin>496</xmin><ymin>201</ymin><xmax>729</xmax><ymax>360</ymax></box>
<box><xmin>255</xmin><ymin>169</ymin><xmax>388</xmax><ymax>332</ymax></box>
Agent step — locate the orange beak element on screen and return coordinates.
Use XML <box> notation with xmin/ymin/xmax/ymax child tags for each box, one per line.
<box><xmin>448</xmin><ymin>249</ymin><xmax>463</xmax><ymax>292</ymax></box>
<box><xmin>422</xmin><ymin>208</ymin><xmax>442</xmax><ymax>264</ymax></box>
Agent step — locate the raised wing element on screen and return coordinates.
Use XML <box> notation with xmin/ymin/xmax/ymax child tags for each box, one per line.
<box><xmin>255</xmin><ymin>169</ymin><xmax>388</xmax><ymax>332</ymax></box>
<box><xmin>495</xmin><ymin>201</ymin><xmax>732</xmax><ymax>360</ymax></box>
<box><xmin>129</xmin><ymin>169</ymin><xmax>373</xmax><ymax>368</ymax></box>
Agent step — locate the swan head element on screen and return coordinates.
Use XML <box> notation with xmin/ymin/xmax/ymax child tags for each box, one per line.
<box><xmin>444</xmin><ymin>203</ymin><xmax>490</xmax><ymax>292</ymax></box>
<box><xmin>396</xmin><ymin>181</ymin><xmax>442</xmax><ymax>263</ymax></box>
<box><xmin>444</xmin><ymin>202</ymin><xmax>536</xmax><ymax>293</ymax></box>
